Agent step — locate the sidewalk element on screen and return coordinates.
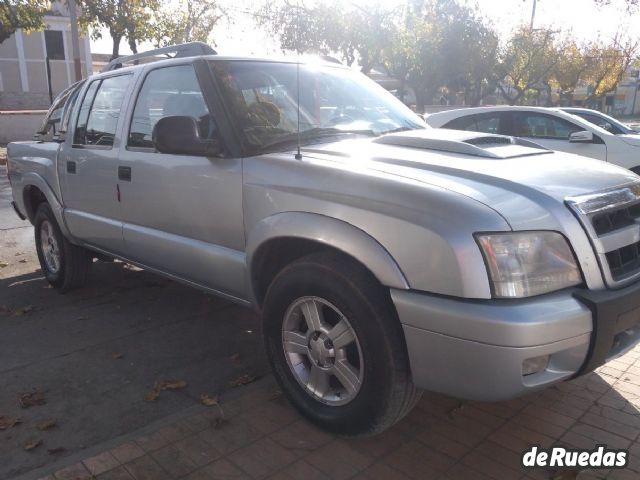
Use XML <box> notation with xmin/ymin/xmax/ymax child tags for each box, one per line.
<box><xmin>25</xmin><ymin>345</ymin><xmax>640</xmax><ymax>480</ymax></box>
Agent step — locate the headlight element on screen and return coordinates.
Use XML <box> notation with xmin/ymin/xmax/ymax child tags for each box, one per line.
<box><xmin>476</xmin><ymin>231</ymin><xmax>582</xmax><ymax>298</ymax></box>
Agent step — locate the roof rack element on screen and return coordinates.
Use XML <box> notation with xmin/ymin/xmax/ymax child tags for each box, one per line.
<box><xmin>101</xmin><ymin>42</ymin><xmax>217</xmax><ymax>72</ymax></box>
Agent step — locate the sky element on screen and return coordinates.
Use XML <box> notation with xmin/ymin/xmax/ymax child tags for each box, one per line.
<box><xmin>90</xmin><ymin>0</ymin><xmax>639</xmax><ymax>56</ymax></box>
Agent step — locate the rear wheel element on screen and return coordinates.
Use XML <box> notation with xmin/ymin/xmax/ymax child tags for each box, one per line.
<box><xmin>262</xmin><ymin>252</ymin><xmax>421</xmax><ymax>436</ymax></box>
<box><xmin>34</xmin><ymin>203</ymin><xmax>92</xmax><ymax>292</ymax></box>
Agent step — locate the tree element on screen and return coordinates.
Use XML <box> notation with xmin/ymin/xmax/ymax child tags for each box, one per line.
<box><xmin>151</xmin><ymin>0</ymin><xmax>225</xmax><ymax>47</ymax></box>
<box><xmin>78</xmin><ymin>0</ymin><xmax>158</xmax><ymax>59</ymax></box>
<box><xmin>497</xmin><ymin>27</ymin><xmax>560</xmax><ymax>105</ymax></box>
<box><xmin>549</xmin><ymin>38</ymin><xmax>589</xmax><ymax>105</ymax></box>
<box><xmin>258</xmin><ymin>0</ymin><xmax>398</xmax><ymax>73</ymax></box>
<box><xmin>0</xmin><ymin>0</ymin><xmax>48</xmax><ymax>45</ymax></box>
<box><xmin>583</xmin><ymin>35</ymin><xmax>638</xmax><ymax>103</ymax></box>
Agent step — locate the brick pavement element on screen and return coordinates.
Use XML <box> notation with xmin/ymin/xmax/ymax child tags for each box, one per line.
<box><xmin>31</xmin><ymin>345</ymin><xmax>640</xmax><ymax>480</ymax></box>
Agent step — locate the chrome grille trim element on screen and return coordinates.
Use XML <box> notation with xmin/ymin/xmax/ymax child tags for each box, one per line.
<box><xmin>566</xmin><ymin>182</ymin><xmax>640</xmax><ymax>288</ymax></box>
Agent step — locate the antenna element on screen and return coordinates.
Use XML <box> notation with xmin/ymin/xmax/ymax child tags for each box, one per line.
<box><xmin>294</xmin><ymin>1</ymin><xmax>302</xmax><ymax>160</ymax></box>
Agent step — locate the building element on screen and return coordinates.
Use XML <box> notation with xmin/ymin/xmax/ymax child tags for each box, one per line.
<box><xmin>0</xmin><ymin>1</ymin><xmax>92</xmax><ymax>110</ymax></box>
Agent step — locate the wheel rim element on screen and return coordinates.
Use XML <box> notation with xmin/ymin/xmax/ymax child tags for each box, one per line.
<box><xmin>40</xmin><ymin>220</ymin><xmax>61</xmax><ymax>274</ymax></box>
<box><xmin>282</xmin><ymin>296</ymin><xmax>364</xmax><ymax>406</ymax></box>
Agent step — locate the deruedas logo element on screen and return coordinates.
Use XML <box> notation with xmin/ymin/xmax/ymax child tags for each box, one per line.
<box><xmin>522</xmin><ymin>445</ymin><xmax>628</xmax><ymax>468</ymax></box>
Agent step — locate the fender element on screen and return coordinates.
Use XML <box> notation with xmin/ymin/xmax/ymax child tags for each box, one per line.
<box><xmin>21</xmin><ymin>172</ymin><xmax>72</xmax><ymax>238</ymax></box>
<box><xmin>246</xmin><ymin>212</ymin><xmax>410</xmax><ymax>297</ymax></box>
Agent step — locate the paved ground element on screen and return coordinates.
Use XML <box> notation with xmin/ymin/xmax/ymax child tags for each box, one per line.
<box><xmin>0</xmin><ymin>166</ymin><xmax>269</xmax><ymax>478</ymax></box>
<box><xmin>1</xmin><ymin>165</ymin><xmax>640</xmax><ymax>480</ymax></box>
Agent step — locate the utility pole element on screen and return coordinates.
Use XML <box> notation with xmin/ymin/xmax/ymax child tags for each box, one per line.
<box><xmin>68</xmin><ymin>0</ymin><xmax>82</xmax><ymax>81</ymax></box>
<box><xmin>529</xmin><ymin>0</ymin><xmax>538</xmax><ymax>30</ymax></box>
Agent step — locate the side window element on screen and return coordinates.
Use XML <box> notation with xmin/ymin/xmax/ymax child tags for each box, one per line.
<box><xmin>73</xmin><ymin>75</ymin><xmax>131</xmax><ymax>147</ymax></box>
<box><xmin>444</xmin><ymin>114</ymin><xmax>500</xmax><ymax>134</ymax></box>
<box><xmin>512</xmin><ymin>113</ymin><xmax>581</xmax><ymax>140</ymax></box>
<box><xmin>38</xmin><ymin>81</ymin><xmax>84</xmax><ymax>140</ymax></box>
<box><xmin>128</xmin><ymin>65</ymin><xmax>216</xmax><ymax>149</ymax></box>
<box><xmin>578</xmin><ymin>113</ymin><xmax>622</xmax><ymax>135</ymax></box>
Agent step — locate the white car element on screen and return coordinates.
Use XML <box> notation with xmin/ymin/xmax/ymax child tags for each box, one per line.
<box><xmin>425</xmin><ymin>106</ymin><xmax>640</xmax><ymax>173</ymax></box>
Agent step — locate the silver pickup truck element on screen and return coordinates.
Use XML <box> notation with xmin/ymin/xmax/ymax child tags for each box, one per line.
<box><xmin>7</xmin><ymin>43</ymin><xmax>640</xmax><ymax>436</ymax></box>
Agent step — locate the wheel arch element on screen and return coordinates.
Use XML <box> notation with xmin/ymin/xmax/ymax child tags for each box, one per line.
<box><xmin>21</xmin><ymin>172</ymin><xmax>71</xmax><ymax>237</ymax></box>
<box><xmin>246</xmin><ymin>212</ymin><xmax>409</xmax><ymax>307</ymax></box>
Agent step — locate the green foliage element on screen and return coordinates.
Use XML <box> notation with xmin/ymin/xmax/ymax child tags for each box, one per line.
<box><xmin>78</xmin><ymin>0</ymin><xmax>158</xmax><ymax>58</ymax></box>
<box><xmin>151</xmin><ymin>0</ymin><xmax>225</xmax><ymax>47</ymax></box>
<box><xmin>0</xmin><ymin>0</ymin><xmax>48</xmax><ymax>44</ymax></box>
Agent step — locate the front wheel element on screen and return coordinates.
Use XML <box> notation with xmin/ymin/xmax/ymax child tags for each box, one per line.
<box><xmin>262</xmin><ymin>252</ymin><xmax>421</xmax><ymax>436</ymax></box>
<box><xmin>34</xmin><ymin>203</ymin><xmax>92</xmax><ymax>292</ymax></box>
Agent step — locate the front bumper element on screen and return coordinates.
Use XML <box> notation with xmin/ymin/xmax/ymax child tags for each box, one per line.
<box><xmin>392</xmin><ymin>282</ymin><xmax>640</xmax><ymax>401</ymax></box>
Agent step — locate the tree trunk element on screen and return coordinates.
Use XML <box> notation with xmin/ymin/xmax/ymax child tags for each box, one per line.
<box><xmin>111</xmin><ymin>34</ymin><xmax>122</xmax><ymax>60</ymax></box>
<box><xmin>128</xmin><ymin>36</ymin><xmax>138</xmax><ymax>54</ymax></box>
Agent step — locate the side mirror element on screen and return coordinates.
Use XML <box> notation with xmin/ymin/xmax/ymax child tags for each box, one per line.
<box><xmin>569</xmin><ymin>130</ymin><xmax>594</xmax><ymax>143</ymax></box>
<box><xmin>152</xmin><ymin>116</ymin><xmax>221</xmax><ymax>156</ymax></box>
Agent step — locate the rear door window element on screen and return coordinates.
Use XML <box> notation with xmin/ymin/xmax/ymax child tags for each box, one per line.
<box><xmin>73</xmin><ymin>74</ymin><xmax>131</xmax><ymax>147</ymax></box>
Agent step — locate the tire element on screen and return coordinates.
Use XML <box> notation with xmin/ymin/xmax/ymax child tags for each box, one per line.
<box><xmin>34</xmin><ymin>203</ymin><xmax>92</xmax><ymax>292</ymax></box>
<box><xmin>262</xmin><ymin>251</ymin><xmax>421</xmax><ymax>436</ymax></box>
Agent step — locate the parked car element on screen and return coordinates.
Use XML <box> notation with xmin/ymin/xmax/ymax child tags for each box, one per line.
<box><xmin>7</xmin><ymin>43</ymin><xmax>640</xmax><ymax>436</ymax></box>
<box><xmin>425</xmin><ymin>106</ymin><xmax>640</xmax><ymax>173</ymax></box>
<box><xmin>560</xmin><ymin>107</ymin><xmax>640</xmax><ymax>135</ymax></box>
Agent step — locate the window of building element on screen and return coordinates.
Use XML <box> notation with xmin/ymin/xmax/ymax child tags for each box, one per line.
<box><xmin>44</xmin><ymin>30</ymin><xmax>65</xmax><ymax>60</ymax></box>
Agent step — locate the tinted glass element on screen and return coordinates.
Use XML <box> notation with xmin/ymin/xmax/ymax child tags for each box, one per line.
<box><xmin>129</xmin><ymin>65</ymin><xmax>216</xmax><ymax>148</ymax></box>
<box><xmin>445</xmin><ymin>114</ymin><xmax>500</xmax><ymax>134</ymax></box>
<box><xmin>209</xmin><ymin>60</ymin><xmax>425</xmax><ymax>152</ymax></box>
<box><xmin>74</xmin><ymin>75</ymin><xmax>130</xmax><ymax>147</ymax></box>
<box><xmin>511</xmin><ymin>113</ymin><xmax>581</xmax><ymax>139</ymax></box>
<box><xmin>39</xmin><ymin>81</ymin><xmax>83</xmax><ymax>138</ymax></box>
<box><xmin>571</xmin><ymin>112</ymin><xmax>627</xmax><ymax>135</ymax></box>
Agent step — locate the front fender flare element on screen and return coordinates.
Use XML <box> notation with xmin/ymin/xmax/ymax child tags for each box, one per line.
<box><xmin>246</xmin><ymin>212</ymin><xmax>410</xmax><ymax>298</ymax></box>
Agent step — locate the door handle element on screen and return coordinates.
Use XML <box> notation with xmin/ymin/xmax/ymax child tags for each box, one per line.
<box><xmin>66</xmin><ymin>161</ymin><xmax>76</xmax><ymax>174</ymax></box>
<box><xmin>118</xmin><ymin>166</ymin><xmax>131</xmax><ymax>181</ymax></box>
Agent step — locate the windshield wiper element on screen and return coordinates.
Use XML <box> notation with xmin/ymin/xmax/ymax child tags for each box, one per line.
<box><xmin>261</xmin><ymin>127</ymin><xmax>375</xmax><ymax>150</ymax></box>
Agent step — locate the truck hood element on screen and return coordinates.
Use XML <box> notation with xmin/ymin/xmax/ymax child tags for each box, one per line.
<box><xmin>303</xmin><ymin>128</ymin><xmax>640</xmax><ymax>229</ymax></box>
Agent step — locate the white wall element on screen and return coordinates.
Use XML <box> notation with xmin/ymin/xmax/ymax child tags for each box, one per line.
<box><xmin>0</xmin><ymin>111</ymin><xmax>46</xmax><ymax>143</ymax></box>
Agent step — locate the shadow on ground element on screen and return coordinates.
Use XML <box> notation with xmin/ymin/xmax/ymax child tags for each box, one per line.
<box><xmin>0</xmin><ymin>261</ymin><xmax>268</xmax><ymax>479</ymax></box>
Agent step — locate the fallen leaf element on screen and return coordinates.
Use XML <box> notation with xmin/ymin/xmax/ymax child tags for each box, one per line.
<box><xmin>144</xmin><ymin>388</ymin><xmax>160</xmax><ymax>402</ymax></box>
<box><xmin>23</xmin><ymin>439</ymin><xmax>42</xmax><ymax>451</ymax></box>
<box><xmin>0</xmin><ymin>262</ymin><xmax>8</xmax><ymax>268</ymax></box>
<box><xmin>0</xmin><ymin>416</ymin><xmax>22</xmax><ymax>430</ymax></box>
<box><xmin>13</xmin><ymin>305</ymin><xmax>33</xmax><ymax>317</ymax></box>
<box><xmin>229</xmin><ymin>374</ymin><xmax>257</xmax><ymax>388</ymax></box>
<box><xmin>447</xmin><ymin>402</ymin><xmax>465</xmax><ymax>420</ymax></box>
<box><xmin>36</xmin><ymin>419</ymin><xmax>57</xmax><ymax>431</ymax></box>
<box><xmin>112</xmin><ymin>352</ymin><xmax>123</xmax><ymax>360</ymax></box>
<box><xmin>47</xmin><ymin>447</ymin><xmax>66</xmax><ymax>455</ymax></box>
<box><xmin>212</xmin><ymin>417</ymin><xmax>228</xmax><ymax>429</ymax></box>
<box><xmin>157</xmin><ymin>379</ymin><xmax>187</xmax><ymax>391</ymax></box>
<box><xmin>14</xmin><ymin>252</ymin><xmax>23</xmax><ymax>257</ymax></box>
<box><xmin>18</xmin><ymin>389</ymin><xmax>46</xmax><ymax>408</ymax></box>
<box><xmin>200</xmin><ymin>394</ymin><xmax>219</xmax><ymax>407</ymax></box>
<box><xmin>18</xmin><ymin>259</ymin><xmax>27</xmax><ymax>264</ymax></box>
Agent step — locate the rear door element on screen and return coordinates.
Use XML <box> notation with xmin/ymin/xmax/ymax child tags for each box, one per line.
<box><xmin>59</xmin><ymin>73</ymin><xmax>133</xmax><ymax>253</ymax></box>
<box><xmin>117</xmin><ymin>62</ymin><xmax>246</xmax><ymax>300</ymax></box>
<box><xmin>504</xmin><ymin>111</ymin><xmax>607</xmax><ymax>161</ymax></box>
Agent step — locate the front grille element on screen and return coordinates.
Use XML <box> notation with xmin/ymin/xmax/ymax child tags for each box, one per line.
<box><xmin>606</xmin><ymin>240</ymin><xmax>640</xmax><ymax>280</ymax></box>
<box><xmin>567</xmin><ymin>183</ymin><xmax>640</xmax><ymax>287</ymax></box>
<box><xmin>592</xmin><ymin>204</ymin><xmax>640</xmax><ymax>235</ymax></box>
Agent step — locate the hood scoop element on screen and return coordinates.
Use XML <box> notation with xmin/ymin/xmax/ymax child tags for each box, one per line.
<box><xmin>374</xmin><ymin>128</ymin><xmax>551</xmax><ymax>159</ymax></box>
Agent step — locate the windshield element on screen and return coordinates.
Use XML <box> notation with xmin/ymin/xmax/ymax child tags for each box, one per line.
<box><xmin>209</xmin><ymin>60</ymin><xmax>426</xmax><ymax>152</ymax></box>
<box><xmin>564</xmin><ymin>109</ymin><xmax>636</xmax><ymax>135</ymax></box>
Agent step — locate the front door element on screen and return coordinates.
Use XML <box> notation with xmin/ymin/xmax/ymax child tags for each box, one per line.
<box><xmin>506</xmin><ymin>112</ymin><xmax>607</xmax><ymax>161</ymax></box>
<box><xmin>60</xmin><ymin>73</ymin><xmax>133</xmax><ymax>253</ymax></box>
<box><xmin>118</xmin><ymin>63</ymin><xmax>246</xmax><ymax>300</ymax></box>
